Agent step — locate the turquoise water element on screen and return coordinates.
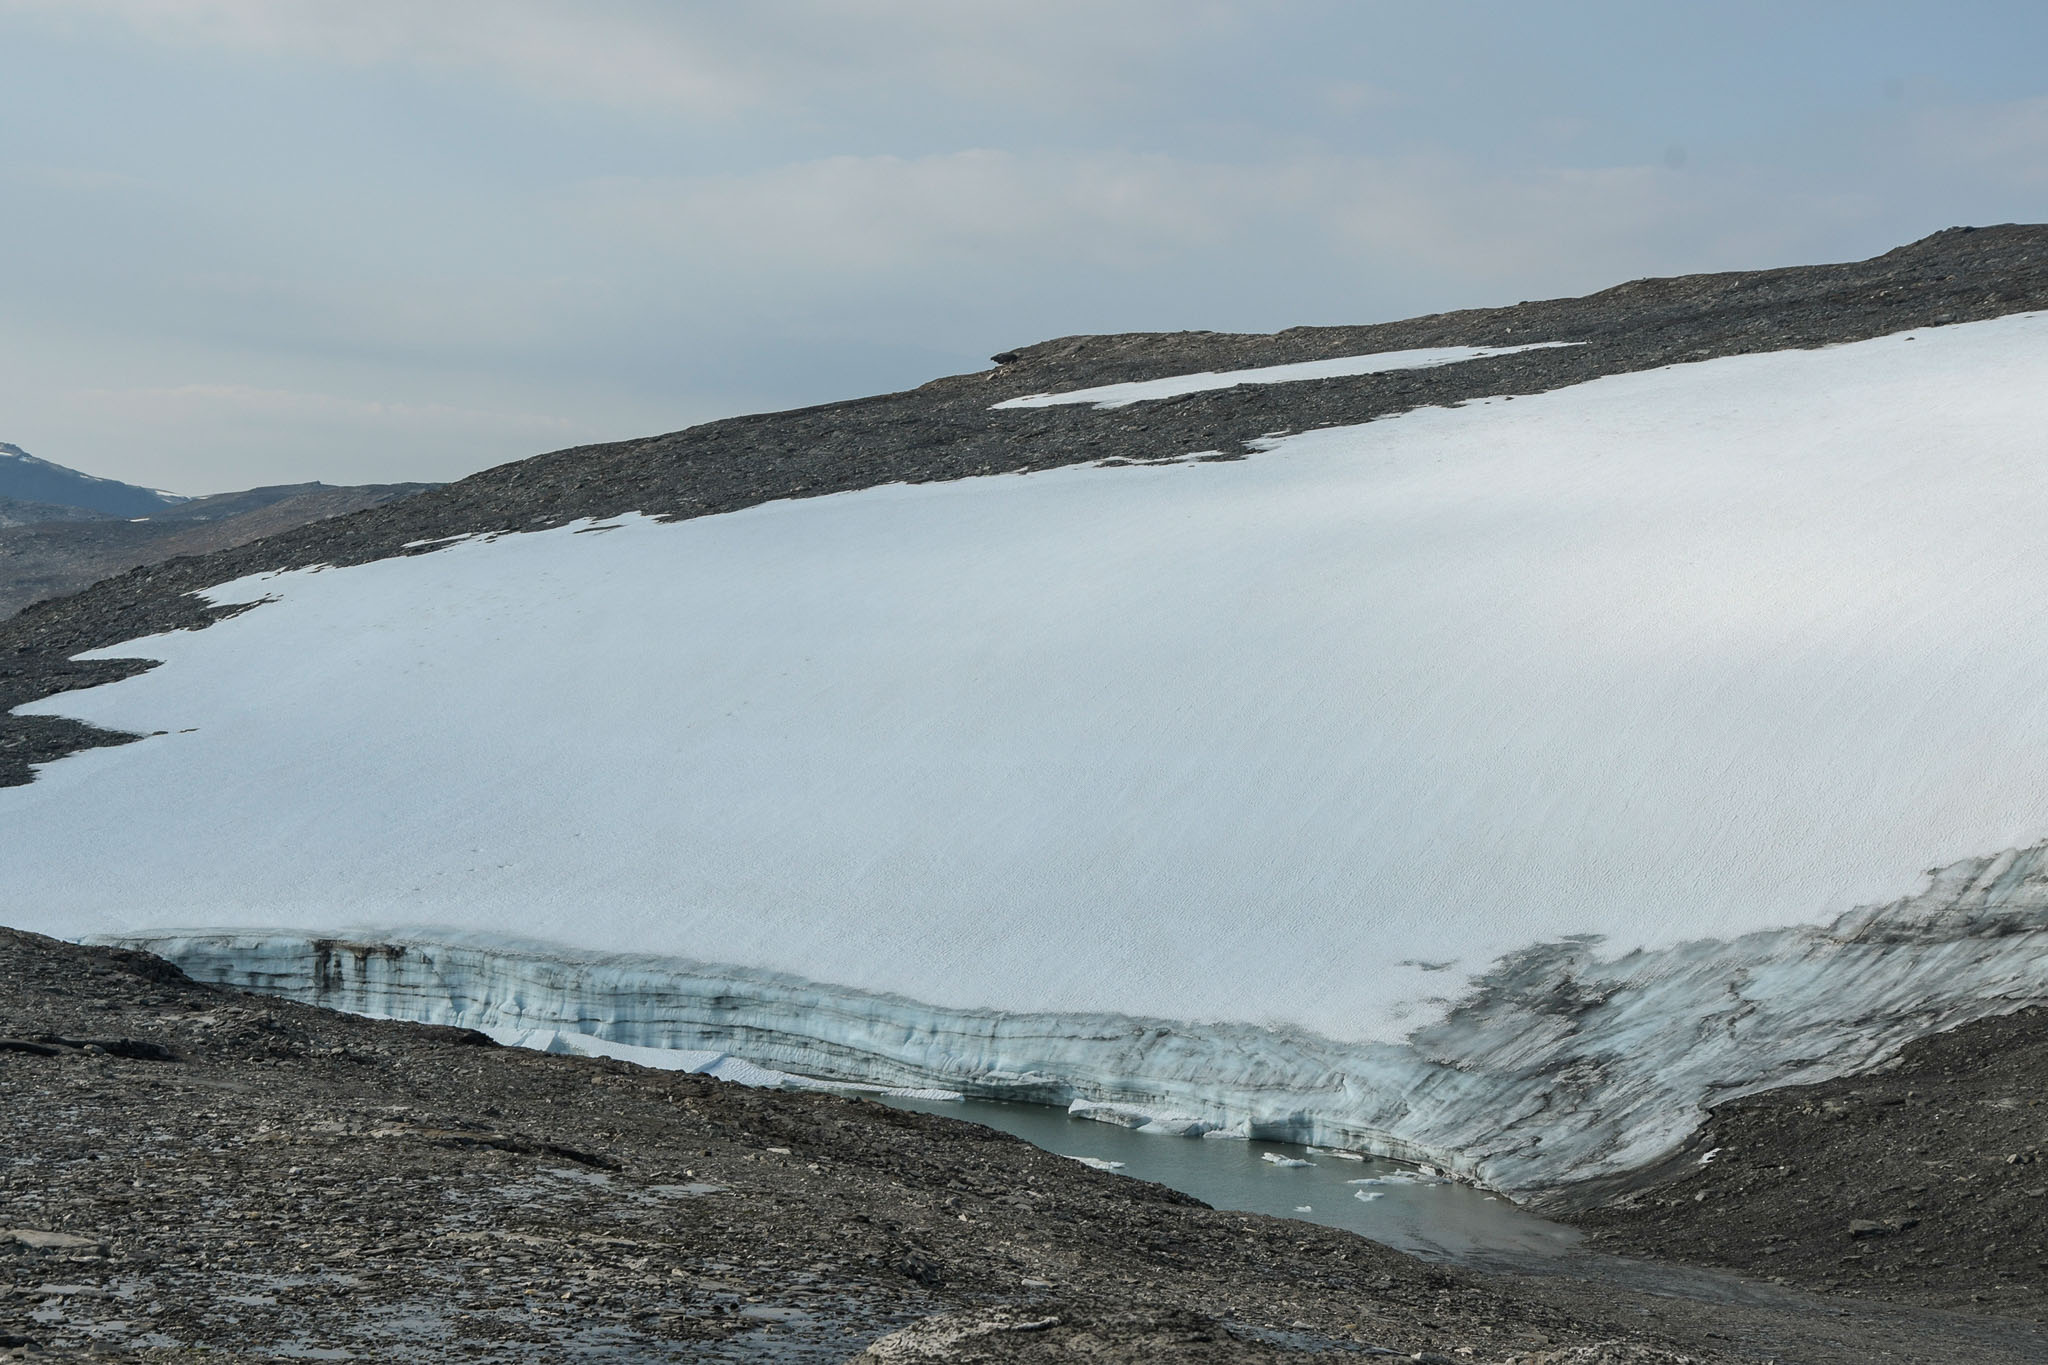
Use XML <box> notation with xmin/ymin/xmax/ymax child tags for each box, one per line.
<box><xmin>880</xmin><ymin>1095</ymin><xmax>1580</xmax><ymax>1266</ymax></box>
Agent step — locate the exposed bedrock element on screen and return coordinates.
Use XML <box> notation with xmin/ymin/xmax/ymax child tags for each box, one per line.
<box><xmin>106</xmin><ymin>839</ymin><xmax>2048</xmax><ymax>1201</ymax></box>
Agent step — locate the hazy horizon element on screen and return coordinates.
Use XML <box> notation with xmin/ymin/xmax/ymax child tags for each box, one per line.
<box><xmin>4</xmin><ymin>1</ymin><xmax>2046</xmax><ymax>495</ymax></box>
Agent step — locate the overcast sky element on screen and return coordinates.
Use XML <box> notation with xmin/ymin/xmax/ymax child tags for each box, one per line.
<box><xmin>3</xmin><ymin>1</ymin><xmax>2046</xmax><ymax>494</ymax></box>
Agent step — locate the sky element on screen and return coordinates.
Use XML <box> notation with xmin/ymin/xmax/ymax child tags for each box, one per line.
<box><xmin>2</xmin><ymin>2</ymin><xmax>2046</xmax><ymax>495</ymax></box>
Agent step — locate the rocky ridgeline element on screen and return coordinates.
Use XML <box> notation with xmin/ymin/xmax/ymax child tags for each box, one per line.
<box><xmin>6</xmin><ymin>224</ymin><xmax>2048</xmax><ymax>785</ymax></box>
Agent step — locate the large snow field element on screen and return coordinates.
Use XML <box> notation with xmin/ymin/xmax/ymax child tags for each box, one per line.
<box><xmin>11</xmin><ymin>314</ymin><xmax>2048</xmax><ymax>1056</ymax></box>
<box><xmin>990</xmin><ymin>340</ymin><xmax>1576</xmax><ymax>409</ymax></box>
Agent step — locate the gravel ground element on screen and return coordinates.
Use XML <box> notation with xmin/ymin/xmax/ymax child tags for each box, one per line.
<box><xmin>1565</xmin><ymin>1005</ymin><xmax>2048</xmax><ymax>1321</ymax></box>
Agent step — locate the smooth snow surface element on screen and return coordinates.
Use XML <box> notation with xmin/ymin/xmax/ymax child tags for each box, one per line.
<box><xmin>990</xmin><ymin>341</ymin><xmax>1576</xmax><ymax>409</ymax></box>
<box><xmin>13</xmin><ymin>314</ymin><xmax>2048</xmax><ymax>1186</ymax></box>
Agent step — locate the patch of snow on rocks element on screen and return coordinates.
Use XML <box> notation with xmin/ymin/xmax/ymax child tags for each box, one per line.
<box><xmin>990</xmin><ymin>341</ymin><xmax>1578</xmax><ymax>409</ymax></box>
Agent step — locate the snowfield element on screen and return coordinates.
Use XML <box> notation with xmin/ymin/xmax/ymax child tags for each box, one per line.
<box><xmin>989</xmin><ymin>341</ymin><xmax>1577</xmax><ymax>409</ymax></box>
<box><xmin>12</xmin><ymin>316</ymin><xmax>2048</xmax><ymax>1190</ymax></box>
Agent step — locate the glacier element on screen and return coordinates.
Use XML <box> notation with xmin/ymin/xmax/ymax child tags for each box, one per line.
<box><xmin>13</xmin><ymin>316</ymin><xmax>2048</xmax><ymax>1194</ymax></box>
<box><xmin>97</xmin><ymin>842</ymin><xmax>2048</xmax><ymax>1196</ymax></box>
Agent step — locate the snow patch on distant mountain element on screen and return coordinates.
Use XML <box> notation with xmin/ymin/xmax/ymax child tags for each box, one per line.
<box><xmin>0</xmin><ymin>442</ymin><xmax>187</xmax><ymax>518</ymax></box>
<box><xmin>12</xmin><ymin>313</ymin><xmax>2048</xmax><ymax>1188</ymax></box>
<box><xmin>991</xmin><ymin>341</ymin><xmax>1578</xmax><ymax>410</ymax></box>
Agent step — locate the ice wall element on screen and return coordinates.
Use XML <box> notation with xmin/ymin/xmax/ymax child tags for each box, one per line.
<box><xmin>106</xmin><ymin>838</ymin><xmax>2048</xmax><ymax>1197</ymax></box>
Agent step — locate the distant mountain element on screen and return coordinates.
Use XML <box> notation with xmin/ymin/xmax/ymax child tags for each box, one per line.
<box><xmin>0</xmin><ymin>479</ymin><xmax>438</xmax><ymax>617</ymax></box>
<box><xmin>0</xmin><ymin>442</ymin><xmax>188</xmax><ymax>518</ymax></box>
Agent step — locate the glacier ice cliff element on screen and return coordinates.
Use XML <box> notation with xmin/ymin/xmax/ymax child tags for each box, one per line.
<box><xmin>105</xmin><ymin>838</ymin><xmax>2048</xmax><ymax>1199</ymax></box>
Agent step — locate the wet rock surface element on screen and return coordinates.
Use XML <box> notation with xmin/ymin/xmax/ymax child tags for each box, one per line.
<box><xmin>9</xmin><ymin>928</ymin><xmax>2048</xmax><ymax>1363</ymax></box>
<box><xmin>1567</xmin><ymin>1005</ymin><xmax>2048</xmax><ymax>1321</ymax></box>
<box><xmin>7</xmin><ymin>223</ymin><xmax>2048</xmax><ymax>784</ymax></box>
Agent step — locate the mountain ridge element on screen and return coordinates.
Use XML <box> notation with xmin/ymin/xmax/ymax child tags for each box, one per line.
<box><xmin>0</xmin><ymin>441</ymin><xmax>186</xmax><ymax>518</ymax></box>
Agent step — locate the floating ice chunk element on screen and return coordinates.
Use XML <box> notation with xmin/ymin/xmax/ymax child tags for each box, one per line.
<box><xmin>1136</xmin><ymin>1117</ymin><xmax>1216</xmax><ymax>1137</ymax></box>
<box><xmin>1293</xmin><ymin>1205</ymin><xmax>1313</xmax><ymax>1213</ymax></box>
<box><xmin>1306</xmin><ymin>1146</ymin><xmax>1365</xmax><ymax>1161</ymax></box>
<box><xmin>1067</xmin><ymin>1100</ymin><xmax>1216</xmax><ymax>1136</ymax></box>
<box><xmin>1066</xmin><ymin>1099</ymin><xmax>1208</xmax><ymax>1135</ymax></box>
<box><xmin>1347</xmin><ymin>1171</ymin><xmax>1447</xmax><ymax>1187</ymax></box>
<box><xmin>1067</xmin><ymin>1156</ymin><xmax>1125</xmax><ymax>1171</ymax></box>
<box><xmin>991</xmin><ymin>342</ymin><xmax>1580</xmax><ymax>410</ymax></box>
<box><xmin>1261</xmin><ymin>1153</ymin><xmax>1314</xmax><ymax>1167</ymax></box>
<box><xmin>1355</xmin><ymin>1190</ymin><xmax>1384</xmax><ymax>1203</ymax></box>
<box><xmin>1068</xmin><ymin>1100</ymin><xmax>1150</xmax><ymax>1128</ymax></box>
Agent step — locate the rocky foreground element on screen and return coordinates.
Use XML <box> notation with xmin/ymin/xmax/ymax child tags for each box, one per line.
<box><xmin>2</xmin><ymin>928</ymin><xmax>2044</xmax><ymax>1364</ymax></box>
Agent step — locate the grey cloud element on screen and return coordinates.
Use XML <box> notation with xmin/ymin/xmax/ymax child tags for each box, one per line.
<box><xmin>0</xmin><ymin>1</ymin><xmax>2044</xmax><ymax>492</ymax></box>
